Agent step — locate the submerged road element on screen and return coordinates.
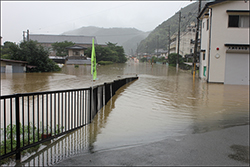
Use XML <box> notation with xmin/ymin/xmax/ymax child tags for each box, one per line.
<box><xmin>55</xmin><ymin>124</ymin><xmax>249</xmax><ymax>166</ymax></box>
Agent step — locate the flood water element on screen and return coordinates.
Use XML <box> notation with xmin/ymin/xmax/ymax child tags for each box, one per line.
<box><xmin>1</xmin><ymin>62</ymin><xmax>249</xmax><ymax>166</ymax></box>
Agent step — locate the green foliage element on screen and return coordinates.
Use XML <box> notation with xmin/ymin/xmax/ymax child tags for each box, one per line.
<box><xmin>1</xmin><ymin>41</ymin><xmax>19</xmax><ymax>59</ymax></box>
<box><xmin>51</xmin><ymin>41</ymin><xmax>75</xmax><ymax>57</ymax></box>
<box><xmin>168</xmin><ymin>53</ymin><xmax>184</xmax><ymax>66</ymax></box>
<box><xmin>140</xmin><ymin>57</ymin><xmax>148</xmax><ymax>62</ymax></box>
<box><xmin>85</xmin><ymin>42</ymin><xmax>127</xmax><ymax>63</ymax></box>
<box><xmin>157</xmin><ymin>57</ymin><xmax>167</xmax><ymax>63</ymax></box>
<box><xmin>0</xmin><ymin>122</ymin><xmax>64</xmax><ymax>165</ymax></box>
<box><xmin>5</xmin><ymin>40</ymin><xmax>60</xmax><ymax>72</ymax></box>
<box><xmin>98</xmin><ymin>61</ymin><xmax>113</xmax><ymax>65</ymax></box>
<box><xmin>1</xmin><ymin>54</ymin><xmax>11</xmax><ymax>59</ymax></box>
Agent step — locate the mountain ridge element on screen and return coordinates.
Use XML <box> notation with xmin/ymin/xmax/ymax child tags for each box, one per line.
<box><xmin>62</xmin><ymin>26</ymin><xmax>150</xmax><ymax>55</ymax></box>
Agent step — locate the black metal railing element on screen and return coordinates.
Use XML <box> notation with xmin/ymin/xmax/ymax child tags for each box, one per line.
<box><xmin>0</xmin><ymin>76</ymin><xmax>138</xmax><ymax>163</ymax></box>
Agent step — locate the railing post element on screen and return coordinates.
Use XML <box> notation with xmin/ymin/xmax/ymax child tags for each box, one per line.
<box><xmin>15</xmin><ymin>94</ymin><xmax>21</xmax><ymax>161</ymax></box>
<box><xmin>89</xmin><ymin>87</ymin><xmax>92</xmax><ymax>123</ymax></box>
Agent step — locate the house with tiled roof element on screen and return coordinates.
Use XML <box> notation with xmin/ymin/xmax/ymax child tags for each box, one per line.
<box><xmin>29</xmin><ymin>34</ymin><xmax>98</xmax><ymax>57</ymax></box>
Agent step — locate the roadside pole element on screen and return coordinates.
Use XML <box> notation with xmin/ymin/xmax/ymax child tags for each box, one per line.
<box><xmin>192</xmin><ymin>0</ymin><xmax>201</xmax><ymax>80</ymax></box>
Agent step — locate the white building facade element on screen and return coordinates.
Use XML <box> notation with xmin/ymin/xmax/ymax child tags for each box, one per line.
<box><xmin>169</xmin><ymin>22</ymin><xmax>197</xmax><ymax>57</ymax></box>
<box><xmin>199</xmin><ymin>0</ymin><xmax>249</xmax><ymax>85</ymax></box>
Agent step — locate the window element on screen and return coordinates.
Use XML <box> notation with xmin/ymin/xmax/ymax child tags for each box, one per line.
<box><xmin>203</xmin><ymin>52</ymin><xmax>205</xmax><ymax>60</ymax></box>
<box><xmin>203</xmin><ymin>22</ymin><xmax>205</xmax><ymax>28</ymax></box>
<box><xmin>228</xmin><ymin>15</ymin><xmax>249</xmax><ymax>28</ymax></box>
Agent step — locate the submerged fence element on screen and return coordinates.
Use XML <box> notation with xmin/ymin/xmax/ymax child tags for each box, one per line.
<box><xmin>0</xmin><ymin>76</ymin><xmax>138</xmax><ymax>162</ymax></box>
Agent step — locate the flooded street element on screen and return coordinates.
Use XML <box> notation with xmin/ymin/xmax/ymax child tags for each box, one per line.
<box><xmin>1</xmin><ymin>62</ymin><xmax>249</xmax><ymax>166</ymax></box>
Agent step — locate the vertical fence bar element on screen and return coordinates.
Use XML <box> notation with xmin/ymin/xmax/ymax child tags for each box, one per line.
<box><xmin>75</xmin><ymin>91</ymin><xmax>77</xmax><ymax>128</ymax></box>
<box><xmin>80</xmin><ymin>91</ymin><xmax>82</xmax><ymax>126</ymax></box>
<box><xmin>3</xmin><ymin>99</ymin><xmax>6</xmax><ymax>154</ymax></box>
<box><xmin>46</xmin><ymin>94</ymin><xmax>48</xmax><ymax>137</ymax></box>
<box><xmin>37</xmin><ymin>95</ymin><xmax>39</xmax><ymax>142</ymax></box>
<box><xmin>58</xmin><ymin>92</ymin><xmax>60</xmax><ymax>134</ymax></box>
<box><xmin>84</xmin><ymin>90</ymin><xmax>86</xmax><ymax>125</ymax></box>
<box><xmin>71</xmin><ymin>91</ymin><xmax>73</xmax><ymax>129</ymax></box>
<box><xmin>54</xmin><ymin>93</ymin><xmax>56</xmax><ymax>135</ymax></box>
<box><xmin>27</xmin><ymin>96</ymin><xmax>30</xmax><ymax>145</ymax></box>
<box><xmin>65</xmin><ymin>92</ymin><xmax>67</xmax><ymax>132</ymax></box>
<box><xmin>32</xmin><ymin>95</ymin><xmax>35</xmax><ymax>143</ymax></box>
<box><xmin>76</xmin><ymin>91</ymin><xmax>79</xmax><ymax>127</ymax></box>
<box><xmin>89</xmin><ymin>88</ymin><xmax>92</xmax><ymax>123</ymax></box>
<box><xmin>22</xmin><ymin>96</ymin><xmax>25</xmax><ymax>147</ymax></box>
<box><xmin>50</xmin><ymin>93</ymin><xmax>52</xmax><ymax>136</ymax></box>
<box><xmin>68</xmin><ymin>91</ymin><xmax>70</xmax><ymax>131</ymax></box>
<box><xmin>42</xmin><ymin>95</ymin><xmax>44</xmax><ymax>140</ymax></box>
<box><xmin>15</xmin><ymin>94</ymin><xmax>21</xmax><ymax>160</ymax></box>
<box><xmin>10</xmin><ymin>98</ymin><xmax>13</xmax><ymax>151</ymax></box>
<box><xmin>61</xmin><ymin>92</ymin><xmax>63</xmax><ymax>133</ymax></box>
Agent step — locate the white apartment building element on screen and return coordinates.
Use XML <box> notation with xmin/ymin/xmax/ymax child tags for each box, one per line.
<box><xmin>169</xmin><ymin>22</ymin><xmax>197</xmax><ymax>57</ymax></box>
<box><xmin>199</xmin><ymin>0</ymin><xmax>249</xmax><ymax>85</ymax></box>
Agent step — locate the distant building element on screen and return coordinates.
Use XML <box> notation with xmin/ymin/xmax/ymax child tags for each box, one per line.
<box><xmin>29</xmin><ymin>34</ymin><xmax>98</xmax><ymax>57</ymax></box>
<box><xmin>1</xmin><ymin>59</ymin><xmax>28</xmax><ymax>73</ymax></box>
<box><xmin>169</xmin><ymin>22</ymin><xmax>198</xmax><ymax>57</ymax></box>
<box><xmin>199</xmin><ymin>0</ymin><xmax>249</xmax><ymax>85</ymax></box>
<box><xmin>154</xmin><ymin>49</ymin><xmax>168</xmax><ymax>58</ymax></box>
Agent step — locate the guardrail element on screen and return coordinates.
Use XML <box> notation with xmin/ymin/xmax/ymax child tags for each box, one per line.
<box><xmin>0</xmin><ymin>76</ymin><xmax>138</xmax><ymax>163</ymax></box>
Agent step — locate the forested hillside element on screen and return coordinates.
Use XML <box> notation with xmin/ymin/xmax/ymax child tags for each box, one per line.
<box><xmin>137</xmin><ymin>1</ymin><xmax>207</xmax><ymax>54</ymax></box>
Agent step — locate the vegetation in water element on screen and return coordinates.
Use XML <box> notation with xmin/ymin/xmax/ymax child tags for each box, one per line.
<box><xmin>98</xmin><ymin>61</ymin><xmax>113</xmax><ymax>65</ymax></box>
<box><xmin>0</xmin><ymin>123</ymin><xmax>64</xmax><ymax>165</ymax></box>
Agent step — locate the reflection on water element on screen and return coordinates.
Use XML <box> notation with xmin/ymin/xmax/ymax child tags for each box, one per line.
<box><xmin>1</xmin><ymin>62</ymin><xmax>249</xmax><ymax>166</ymax></box>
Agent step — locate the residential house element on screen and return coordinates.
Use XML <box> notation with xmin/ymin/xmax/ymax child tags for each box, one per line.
<box><xmin>199</xmin><ymin>0</ymin><xmax>249</xmax><ymax>85</ymax></box>
<box><xmin>1</xmin><ymin>59</ymin><xmax>28</xmax><ymax>73</ymax></box>
<box><xmin>29</xmin><ymin>34</ymin><xmax>98</xmax><ymax>57</ymax></box>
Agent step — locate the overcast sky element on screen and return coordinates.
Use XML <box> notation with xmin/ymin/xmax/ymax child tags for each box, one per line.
<box><xmin>1</xmin><ymin>1</ymin><xmax>194</xmax><ymax>44</ymax></box>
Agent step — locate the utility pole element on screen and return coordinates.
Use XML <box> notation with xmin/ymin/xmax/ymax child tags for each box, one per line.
<box><xmin>157</xmin><ymin>35</ymin><xmax>159</xmax><ymax>57</ymax></box>
<box><xmin>23</xmin><ymin>31</ymin><xmax>26</xmax><ymax>41</ymax></box>
<box><xmin>168</xmin><ymin>25</ymin><xmax>171</xmax><ymax>56</ymax></box>
<box><xmin>192</xmin><ymin>0</ymin><xmax>201</xmax><ymax>79</ymax></box>
<box><xmin>27</xmin><ymin>29</ymin><xmax>29</xmax><ymax>41</ymax></box>
<box><xmin>177</xmin><ymin>9</ymin><xmax>181</xmax><ymax>69</ymax></box>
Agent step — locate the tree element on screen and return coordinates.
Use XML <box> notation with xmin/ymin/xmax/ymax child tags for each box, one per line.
<box><xmin>1</xmin><ymin>41</ymin><xmax>19</xmax><ymax>59</ymax></box>
<box><xmin>8</xmin><ymin>40</ymin><xmax>60</xmax><ymax>72</ymax></box>
<box><xmin>85</xmin><ymin>42</ymin><xmax>127</xmax><ymax>63</ymax></box>
<box><xmin>51</xmin><ymin>41</ymin><xmax>75</xmax><ymax>57</ymax></box>
<box><xmin>168</xmin><ymin>53</ymin><xmax>184</xmax><ymax>66</ymax></box>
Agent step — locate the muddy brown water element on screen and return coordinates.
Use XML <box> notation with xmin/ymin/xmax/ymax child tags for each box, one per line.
<box><xmin>1</xmin><ymin>62</ymin><xmax>249</xmax><ymax>166</ymax></box>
